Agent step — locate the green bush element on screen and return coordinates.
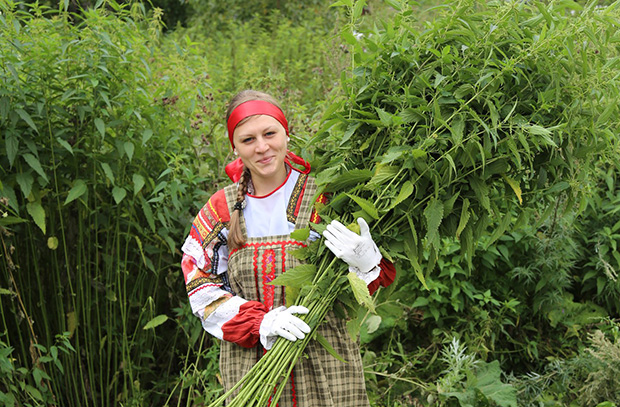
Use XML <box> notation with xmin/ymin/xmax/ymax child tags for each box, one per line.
<box><xmin>0</xmin><ymin>2</ymin><xmax>221</xmax><ymax>404</ymax></box>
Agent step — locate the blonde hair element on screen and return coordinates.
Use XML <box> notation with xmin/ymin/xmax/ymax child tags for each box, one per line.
<box><xmin>226</xmin><ymin>90</ymin><xmax>284</xmax><ymax>251</ymax></box>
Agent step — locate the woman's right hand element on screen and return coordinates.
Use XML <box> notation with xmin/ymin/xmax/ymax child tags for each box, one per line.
<box><xmin>259</xmin><ymin>306</ymin><xmax>311</xmax><ymax>350</ymax></box>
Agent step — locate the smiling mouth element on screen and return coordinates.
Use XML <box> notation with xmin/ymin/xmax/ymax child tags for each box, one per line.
<box><xmin>258</xmin><ymin>156</ymin><xmax>274</xmax><ymax>164</ymax></box>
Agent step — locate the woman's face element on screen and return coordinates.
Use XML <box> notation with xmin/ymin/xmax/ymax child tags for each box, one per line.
<box><xmin>232</xmin><ymin>114</ymin><xmax>288</xmax><ymax>191</ymax></box>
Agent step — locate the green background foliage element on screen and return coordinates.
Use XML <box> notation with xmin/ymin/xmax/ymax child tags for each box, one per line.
<box><xmin>1</xmin><ymin>0</ymin><xmax>620</xmax><ymax>406</ymax></box>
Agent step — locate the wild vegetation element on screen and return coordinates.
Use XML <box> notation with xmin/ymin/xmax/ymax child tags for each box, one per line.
<box><xmin>1</xmin><ymin>0</ymin><xmax>619</xmax><ymax>406</ymax></box>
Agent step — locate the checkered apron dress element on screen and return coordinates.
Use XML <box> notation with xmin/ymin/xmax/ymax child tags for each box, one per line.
<box><xmin>220</xmin><ymin>175</ymin><xmax>370</xmax><ymax>407</ymax></box>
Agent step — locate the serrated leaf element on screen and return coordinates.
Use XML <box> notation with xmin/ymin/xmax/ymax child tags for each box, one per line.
<box><xmin>316</xmin><ymin>332</ymin><xmax>348</xmax><ymax>363</ymax></box>
<box><xmin>56</xmin><ymin>137</ymin><xmax>73</xmax><ymax>154</ymax></box>
<box><xmin>101</xmin><ymin>163</ymin><xmax>115</xmax><ymax>184</ymax></box>
<box><xmin>26</xmin><ymin>201</ymin><xmax>46</xmax><ymax>234</ymax></box>
<box><xmin>141</xmin><ymin>198</ymin><xmax>155</xmax><ymax>232</ymax></box>
<box><xmin>375</xmin><ymin>107</ymin><xmax>392</xmax><ymax>126</ymax></box>
<box><xmin>143</xmin><ymin>314</ymin><xmax>168</xmax><ymax>330</ymax></box>
<box><xmin>290</xmin><ymin>227</ymin><xmax>310</xmax><ymax>242</ymax></box>
<box><xmin>142</xmin><ymin>128</ymin><xmax>153</xmax><ymax>144</ymax></box>
<box><xmin>6</xmin><ymin>134</ymin><xmax>18</xmax><ymax>167</ymax></box>
<box><xmin>389</xmin><ymin>181</ymin><xmax>414</xmax><ymax>209</ymax></box>
<box><xmin>347</xmin><ymin>272</ymin><xmax>375</xmax><ymax>312</ymax></box>
<box><xmin>95</xmin><ymin>118</ymin><xmax>105</xmax><ymax>138</ymax></box>
<box><xmin>112</xmin><ymin>186</ymin><xmax>126</xmax><ymax>204</ymax></box>
<box><xmin>16</xmin><ymin>108</ymin><xmax>37</xmax><ymax>132</ymax></box>
<box><xmin>23</xmin><ymin>154</ymin><xmax>48</xmax><ymax>182</ymax></box>
<box><xmin>328</xmin><ymin>169</ymin><xmax>373</xmax><ymax>191</ymax></box>
<box><xmin>133</xmin><ymin>174</ymin><xmax>145</xmax><ymax>197</ymax></box>
<box><xmin>456</xmin><ymin>198</ymin><xmax>471</xmax><ymax>239</ymax></box>
<box><xmin>124</xmin><ymin>141</ymin><xmax>135</xmax><ymax>162</ymax></box>
<box><xmin>368</xmin><ymin>164</ymin><xmax>399</xmax><ymax>184</ymax></box>
<box><xmin>346</xmin><ymin>194</ymin><xmax>378</xmax><ymax>219</ymax></box>
<box><xmin>502</xmin><ymin>175</ymin><xmax>522</xmax><ymax>204</ymax></box>
<box><xmin>352</xmin><ymin>0</ymin><xmax>366</xmax><ymax>19</ymax></box>
<box><xmin>424</xmin><ymin>197</ymin><xmax>443</xmax><ymax>249</ymax></box>
<box><xmin>65</xmin><ymin>180</ymin><xmax>87</xmax><ymax>205</ymax></box>
<box><xmin>15</xmin><ymin>172</ymin><xmax>34</xmax><ymax>198</ymax></box>
<box><xmin>269</xmin><ymin>264</ymin><xmax>315</xmax><ymax>288</ymax></box>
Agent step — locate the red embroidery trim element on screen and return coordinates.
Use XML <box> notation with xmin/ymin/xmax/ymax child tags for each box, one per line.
<box><xmin>262</xmin><ymin>249</ymin><xmax>276</xmax><ymax>309</ymax></box>
<box><xmin>229</xmin><ymin>240</ymin><xmax>307</xmax><ymax>257</ymax></box>
<box><xmin>253</xmin><ymin>247</ymin><xmax>261</xmax><ymax>303</ymax></box>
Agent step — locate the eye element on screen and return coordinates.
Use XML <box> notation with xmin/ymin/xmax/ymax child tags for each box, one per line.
<box><xmin>242</xmin><ymin>136</ymin><xmax>254</xmax><ymax>143</ymax></box>
<box><xmin>265</xmin><ymin>131</ymin><xmax>276</xmax><ymax>137</ymax></box>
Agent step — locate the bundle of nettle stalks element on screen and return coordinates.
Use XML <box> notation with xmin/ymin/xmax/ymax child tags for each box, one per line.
<box><xmin>208</xmin><ymin>1</ymin><xmax>619</xmax><ymax>405</ymax></box>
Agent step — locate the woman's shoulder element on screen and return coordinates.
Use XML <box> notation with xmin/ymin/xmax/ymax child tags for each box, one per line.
<box><xmin>193</xmin><ymin>185</ymin><xmax>235</xmax><ymax>228</ymax></box>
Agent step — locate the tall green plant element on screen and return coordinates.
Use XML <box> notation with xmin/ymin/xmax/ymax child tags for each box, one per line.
<box><xmin>0</xmin><ymin>2</ymin><xmax>222</xmax><ymax>405</ymax></box>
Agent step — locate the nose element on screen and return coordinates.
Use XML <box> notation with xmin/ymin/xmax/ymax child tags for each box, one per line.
<box><xmin>255</xmin><ymin>136</ymin><xmax>269</xmax><ymax>153</ymax></box>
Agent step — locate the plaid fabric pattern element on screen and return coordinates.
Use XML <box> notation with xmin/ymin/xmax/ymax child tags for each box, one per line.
<box><xmin>220</xmin><ymin>177</ymin><xmax>370</xmax><ymax>407</ymax></box>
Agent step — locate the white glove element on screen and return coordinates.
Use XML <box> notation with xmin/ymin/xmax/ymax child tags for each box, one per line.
<box><xmin>323</xmin><ymin>217</ymin><xmax>382</xmax><ymax>284</ymax></box>
<box><xmin>259</xmin><ymin>306</ymin><xmax>311</xmax><ymax>350</ymax></box>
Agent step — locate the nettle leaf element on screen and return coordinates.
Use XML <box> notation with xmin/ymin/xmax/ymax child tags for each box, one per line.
<box><xmin>424</xmin><ymin>197</ymin><xmax>443</xmax><ymax>249</ymax></box>
<box><xmin>6</xmin><ymin>134</ymin><xmax>19</xmax><ymax>167</ymax></box>
<box><xmin>269</xmin><ymin>264</ymin><xmax>315</xmax><ymax>288</ymax></box>
<box><xmin>15</xmin><ymin>172</ymin><xmax>34</xmax><ymax>198</ymax></box>
<box><xmin>143</xmin><ymin>314</ymin><xmax>168</xmax><ymax>330</ymax></box>
<box><xmin>310</xmin><ymin>222</ymin><xmax>326</xmax><ymax>235</ymax></box>
<box><xmin>26</xmin><ymin>201</ymin><xmax>46</xmax><ymax>234</ymax></box>
<box><xmin>112</xmin><ymin>186</ymin><xmax>127</xmax><ymax>204</ymax></box>
<box><xmin>16</xmin><ymin>108</ymin><xmax>38</xmax><ymax>132</ymax></box>
<box><xmin>367</xmin><ymin>164</ymin><xmax>399</xmax><ymax>185</ymax></box>
<box><xmin>23</xmin><ymin>154</ymin><xmax>48</xmax><ymax>182</ymax></box>
<box><xmin>328</xmin><ymin>169</ymin><xmax>373</xmax><ymax>191</ymax></box>
<box><xmin>95</xmin><ymin>118</ymin><xmax>105</xmax><ymax>138</ymax></box>
<box><xmin>346</xmin><ymin>194</ymin><xmax>379</xmax><ymax>219</ymax></box>
<box><xmin>124</xmin><ymin>141</ymin><xmax>135</xmax><ymax>162</ymax></box>
<box><xmin>290</xmin><ymin>227</ymin><xmax>310</xmax><ymax>242</ymax></box>
<box><xmin>64</xmin><ymin>180</ymin><xmax>87</xmax><ymax>205</ymax></box>
<box><xmin>456</xmin><ymin>198</ymin><xmax>471</xmax><ymax>239</ymax></box>
<box><xmin>389</xmin><ymin>180</ymin><xmax>414</xmax><ymax>209</ymax></box>
<box><xmin>133</xmin><ymin>174</ymin><xmax>145</xmax><ymax>197</ymax></box>
<box><xmin>502</xmin><ymin>175</ymin><xmax>522</xmax><ymax>204</ymax></box>
<box><xmin>347</xmin><ymin>272</ymin><xmax>375</xmax><ymax>313</ymax></box>
<box><xmin>101</xmin><ymin>163</ymin><xmax>115</xmax><ymax>184</ymax></box>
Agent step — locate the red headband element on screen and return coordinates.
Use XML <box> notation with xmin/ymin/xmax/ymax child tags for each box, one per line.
<box><xmin>227</xmin><ymin>100</ymin><xmax>289</xmax><ymax>148</ymax></box>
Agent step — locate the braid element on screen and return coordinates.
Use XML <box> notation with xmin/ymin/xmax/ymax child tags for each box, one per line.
<box><xmin>228</xmin><ymin>167</ymin><xmax>251</xmax><ymax>251</ymax></box>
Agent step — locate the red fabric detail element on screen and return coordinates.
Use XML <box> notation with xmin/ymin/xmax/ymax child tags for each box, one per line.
<box><xmin>291</xmin><ymin>369</ymin><xmax>297</xmax><ymax>407</ymax></box>
<box><xmin>309</xmin><ymin>193</ymin><xmax>328</xmax><ymax>224</ymax></box>
<box><xmin>221</xmin><ymin>301</ymin><xmax>268</xmax><ymax>348</ymax></box>
<box><xmin>253</xmin><ymin>247</ymin><xmax>261</xmax><ymax>303</ymax></box>
<box><xmin>181</xmin><ymin>254</ymin><xmax>197</xmax><ymax>284</ymax></box>
<box><xmin>247</xmin><ymin>167</ymin><xmax>294</xmax><ymax>199</ymax></box>
<box><xmin>285</xmin><ymin>152</ymin><xmax>310</xmax><ymax>175</ymax></box>
<box><xmin>227</xmin><ymin>100</ymin><xmax>289</xmax><ymax>147</ymax></box>
<box><xmin>262</xmin><ymin>249</ymin><xmax>277</xmax><ymax>309</ymax></box>
<box><xmin>225</xmin><ymin>158</ymin><xmax>245</xmax><ymax>183</ymax></box>
<box><xmin>368</xmin><ymin>257</ymin><xmax>396</xmax><ymax>296</ymax></box>
<box><xmin>229</xmin><ymin>240</ymin><xmax>307</xmax><ymax>257</ymax></box>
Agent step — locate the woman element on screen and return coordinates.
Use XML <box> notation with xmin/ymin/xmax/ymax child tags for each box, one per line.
<box><xmin>181</xmin><ymin>90</ymin><xmax>396</xmax><ymax>406</ymax></box>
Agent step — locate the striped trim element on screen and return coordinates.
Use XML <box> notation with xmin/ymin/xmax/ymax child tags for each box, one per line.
<box><xmin>286</xmin><ymin>173</ymin><xmax>308</xmax><ymax>223</ymax></box>
<box><xmin>202</xmin><ymin>222</ymin><xmax>224</xmax><ymax>249</ymax></box>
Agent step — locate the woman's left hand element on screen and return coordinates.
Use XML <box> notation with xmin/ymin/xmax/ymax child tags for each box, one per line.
<box><xmin>323</xmin><ymin>218</ymin><xmax>382</xmax><ymax>283</ymax></box>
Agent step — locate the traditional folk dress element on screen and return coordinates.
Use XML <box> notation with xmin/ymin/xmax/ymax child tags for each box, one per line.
<box><xmin>181</xmin><ymin>163</ymin><xmax>395</xmax><ymax>407</ymax></box>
